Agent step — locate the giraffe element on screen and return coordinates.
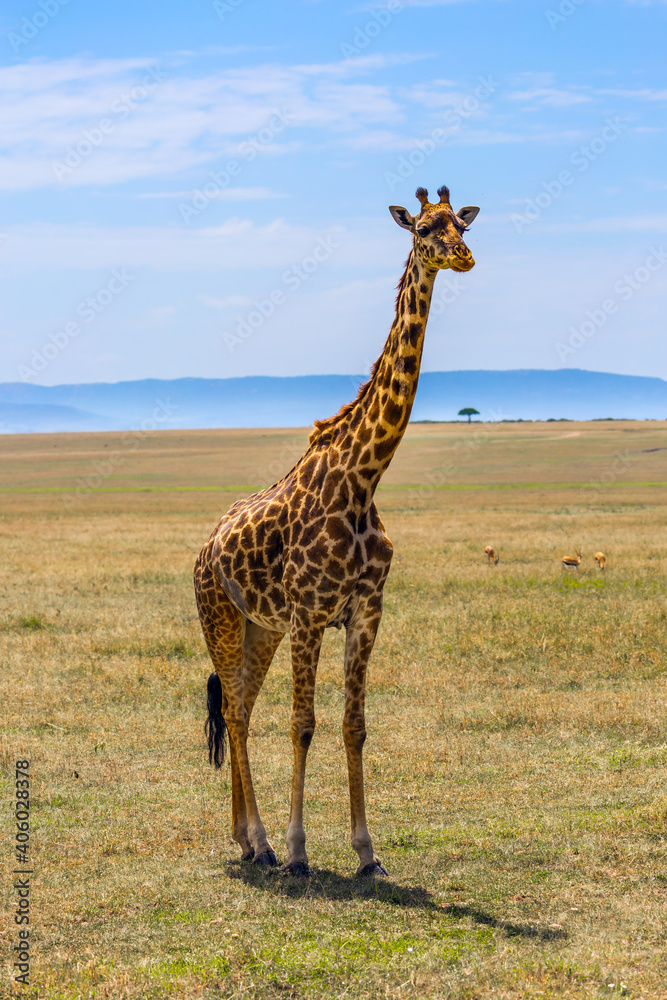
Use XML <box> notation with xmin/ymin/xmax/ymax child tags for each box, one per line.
<box><xmin>194</xmin><ymin>185</ymin><xmax>480</xmax><ymax>877</ymax></box>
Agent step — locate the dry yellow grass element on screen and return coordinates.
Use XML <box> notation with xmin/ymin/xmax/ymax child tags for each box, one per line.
<box><xmin>1</xmin><ymin>421</ymin><xmax>666</xmax><ymax>999</ymax></box>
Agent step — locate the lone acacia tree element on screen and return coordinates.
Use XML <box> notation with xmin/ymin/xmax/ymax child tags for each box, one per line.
<box><xmin>458</xmin><ymin>407</ymin><xmax>480</xmax><ymax>424</ymax></box>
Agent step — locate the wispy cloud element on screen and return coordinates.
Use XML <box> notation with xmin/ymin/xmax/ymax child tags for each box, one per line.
<box><xmin>0</xmin><ymin>51</ymin><xmax>661</xmax><ymax>194</ymax></box>
<box><xmin>198</xmin><ymin>294</ymin><xmax>253</xmax><ymax>308</ymax></box>
<box><xmin>508</xmin><ymin>87</ymin><xmax>595</xmax><ymax>108</ymax></box>
<box><xmin>136</xmin><ymin>187</ymin><xmax>285</xmax><ymax>200</ymax></box>
<box><xmin>0</xmin><ymin>219</ymin><xmax>399</xmax><ymax>272</ymax></box>
<box><xmin>598</xmin><ymin>87</ymin><xmax>667</xmax><ymax>101</ymax></box>
<box><xmin>0</xmin><ymin>55</ymin><xmax>404</xmax><ymax>192</ymax></box>
<box><xmin>398</xmin><ymin>0</ymin><xmax>508</xmax><ymax>5</ymax></box>
<box><xmin>445</xmin><ymin>127</ymin><xmax>590</xmax><ymax>146</ymax></box>
<box><xmin>541</xmin><ymin>213</ymin><xmax>667</xmax><ymax>233</ymax></box>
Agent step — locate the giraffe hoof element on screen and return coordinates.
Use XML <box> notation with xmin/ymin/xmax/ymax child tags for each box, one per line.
<box><xmin>241</xmin><ymin>849</ymin><xmax>255</xmax><ymax>862</ymax></box>
<box><xmin>357</xmin><ymin>861</ymin><xmax>389</xmax><ymax>878</ymax></box>
<box><xmin>282</xmin><ymin>861</ymin><xmax>311</xmax><ymax>878</ymax></box>
<box><xmin>253</xmin><ymin>850</ymin><xmax>278</xmax><ymax>867</ymax></box>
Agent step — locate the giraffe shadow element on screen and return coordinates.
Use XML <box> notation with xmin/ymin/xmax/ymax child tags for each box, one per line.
<box><xmin>226</xmin><ymin>860</ymin><xmax>435</xmax><ymax>907</ymax></box>
<box><xmin>225</xmin><ymin>862</ymin><xmax>567</xmax><ymax>941</ymax></box>
<box><xmin>442</xmin><ymin>903</ymin><xmax>567</xmax><ymax>942</ymax></box>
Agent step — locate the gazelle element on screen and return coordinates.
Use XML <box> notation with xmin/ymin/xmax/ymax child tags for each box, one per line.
<box><xmin>561</xmin><ymin>549</ymin><xmax>581</xmax><ymax>572</ymax></box>
<box><xmin>484</xmin><ymin>545</ymin><xmax>499</xmax><ymax>565</ymax></box>
<box><xmin>595</xmin><ymin>552</ymin><xmax>606</xmax><ymax>570</ymax></box>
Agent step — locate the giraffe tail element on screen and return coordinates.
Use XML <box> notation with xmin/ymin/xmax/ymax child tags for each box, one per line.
<box><xmin>205</xmin><ymin>672</ymin><xmax>227</xmax><ymax>768</ymax></box>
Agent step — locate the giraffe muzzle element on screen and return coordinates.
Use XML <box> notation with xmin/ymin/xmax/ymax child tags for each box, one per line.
<box><xmin>449</xmin><ymin>244</ymin><xmax>475</xmax><ymax>272</ymax></box>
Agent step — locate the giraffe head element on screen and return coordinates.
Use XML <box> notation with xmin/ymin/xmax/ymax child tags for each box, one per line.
<box><xmin>389</xmin><ymin>185</ymin><xmax>479</xmax><ymax>272</ymax></box>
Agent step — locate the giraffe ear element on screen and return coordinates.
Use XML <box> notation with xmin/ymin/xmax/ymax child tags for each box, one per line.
<box><xmin>456</xmin><ymin>206</ymin><xmax>480</xmax><ymax>227</ymax></box>
<box><xmin>388</xmin><ymin>205</ymin><xmax>416</xmax><ymax>231</ymax></box>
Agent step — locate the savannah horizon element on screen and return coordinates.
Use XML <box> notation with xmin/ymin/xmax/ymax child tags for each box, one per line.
<box><xmin>3</xmin><ymin>367</ymin><xmax>667</xmax><ymax>435</ymax></box>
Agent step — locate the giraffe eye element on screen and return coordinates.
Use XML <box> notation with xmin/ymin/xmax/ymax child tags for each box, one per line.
<box><xmin>417</xmin><ymin>226</ymin><xmax>429</xmax><ymax>237</ymax></box>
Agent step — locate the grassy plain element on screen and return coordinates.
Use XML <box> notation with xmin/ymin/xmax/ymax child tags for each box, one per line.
<box><xmin>1</xmin><ymin>420</ymin><xmax>666</xmax><ymax>1000</ymax></box>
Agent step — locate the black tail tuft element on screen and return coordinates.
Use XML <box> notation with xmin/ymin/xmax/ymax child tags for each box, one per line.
<box><xmin>205</xmin><ymin>672</ymin><xmax>226</xmax><ymax>768</ymax></box>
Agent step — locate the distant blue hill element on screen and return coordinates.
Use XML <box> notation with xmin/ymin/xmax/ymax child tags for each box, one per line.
<box><xmin>0</xmin><ymin>369</ymin><xmax>665</xmax><ymax>433</ymax></box>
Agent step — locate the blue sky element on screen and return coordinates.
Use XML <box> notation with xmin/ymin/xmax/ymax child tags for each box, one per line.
<box><xmin>0</xmin><ymin>0</ymin><xmax>665</xmax><ymax>386</ymax></box>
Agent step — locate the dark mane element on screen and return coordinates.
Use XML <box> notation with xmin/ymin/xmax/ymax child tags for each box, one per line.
<box><xmin>307</xmin><ymin>359</ymin><xmax>380</xmax><ymax>445</ymax></box>
<box><xmin>308</xmin><ymin>256</ymin><xmax>411</xmax><ymax>445</ymax></box>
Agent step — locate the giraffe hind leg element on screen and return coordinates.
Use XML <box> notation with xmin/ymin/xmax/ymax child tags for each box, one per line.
<box><xmin>343</xmin><ymin>599</ymin><xmax>387</xmax><ymax>877</ymax></box>
<box><xmin>218</xmin><ymin>620</ymin><xmax>284</xmax><ymax>863</ymax></box>
<box><xmin>239</xmin><ymin>621</ymin><xmax>285</xmax><ymax>863</ymax></box>
<box><xmin>196</xmin><ymin>552</ymin><xmax>280</xmax><ymax>862</ymax></box>
<box><xmin>282</xmin><ymin>607</ymin><xmax>329</xmax><ymax>877</ymax></box>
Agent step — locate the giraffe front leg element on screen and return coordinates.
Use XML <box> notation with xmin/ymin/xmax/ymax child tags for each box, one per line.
<box><xmin>283</xmin><ymin>607</ymin><xmax>326</xmax><ymax>877</ymax></box>
<box><xmin>344</xmin><ymin>604</ymin><xmax>387</xmax><ymax>877</ymax></box>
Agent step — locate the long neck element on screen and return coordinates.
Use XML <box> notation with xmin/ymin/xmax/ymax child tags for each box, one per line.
<box><xmin>337</xmin><ymin>248</ymin><xmax>437</xmax><ymax>499</ymax></box>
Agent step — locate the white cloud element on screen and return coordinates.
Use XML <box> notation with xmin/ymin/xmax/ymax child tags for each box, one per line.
<box><xmin>0</xmin><ymin>55</ymin><xmax>404</xmax><ymax>192</ymax></box>
<box><xmin>508</xmin><ymin>87</ymin><xmax>595</xmax><ymax>108</ymax></box>
<box><xmin>345</xmin><ymin>129</ymin><xmax>407</xmax><ymax>151</ymax></box>
<box><xmin>198</xmin><ymin>294</ymin><xmax>253</xmax><ymax>308</ymax></box>
<box><xmin>0</xmin><ymin>218</ymin><xmax>396</xmax><ymax>272</ymax></box>
<box><xmin>0</xmin><ymin>52</ymin><xmax>659</xmax><ymax>194</ymax></box>
<box><xmin>136</xmin><ymin>187</ymin><xmax>285</xmax><ymax>200</ymax></box>
<box><xmin>540</xmin><ymin>213</ymin><xmax>667</xmax><ymax>233</ymax></box>
<box><xmin>398</xmin><ymin>0</ymin><xmax>508</xmax><ymax>5</ymax></box>
<box><xmin>446</xmin><ymin>127</ymin><xmax>588</xmax><ymax>146</ymax></box>
<box><xmin>403</xmin><ymin>79</ymin><xmax>492</xmax><ymax>110</ymax></box>
<box><xmin>144</xmin><ymin>304</ymin><xmax>177</xmax><ymax>324</ymax></box>
<box><xmin>2</xmin><ymin>208</ymin><xmax>664</xmax><ymax>284</ymax></box>
<box><xmin>598</xmin><ymin>88</ymin><xmax>667</xmax><ymax>101</ymax></box>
